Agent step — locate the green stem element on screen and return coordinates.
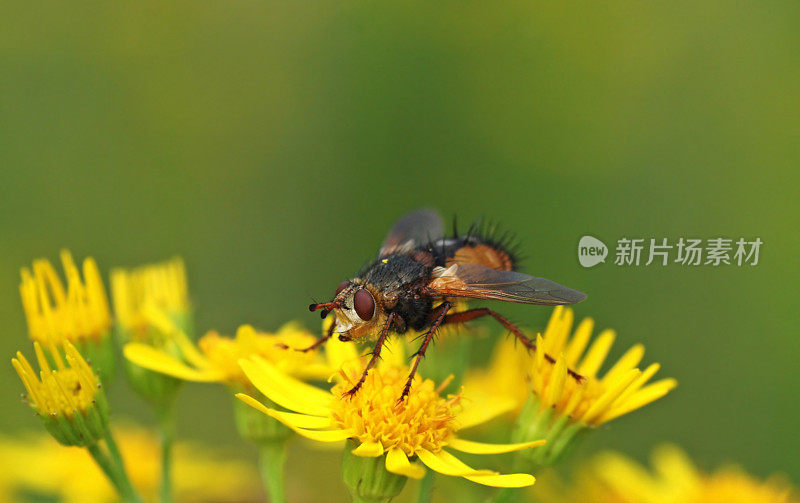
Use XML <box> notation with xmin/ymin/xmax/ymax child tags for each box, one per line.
<box><xmin>87</xmin><ymin>442</ymin><xmax>124</xmax><ymax>489</ymax></box>
<box><xmin>415</xmin><ymin>470</ymin><xmax>435</xmax><ymax>503</ymax></box>
<box><xmin>258</xmin><ymin>441</ymin><xmax>287</xmax><ymax>503</ymax></box>
<box><xmin>157</xmin><ymin>404</ymin><xmax>176</xmax><ymax>503</ymax></box>
<box><xmin>103</xmin><ymin>429</ymin><xmax>143</xmax><ymax>503</ymax></box>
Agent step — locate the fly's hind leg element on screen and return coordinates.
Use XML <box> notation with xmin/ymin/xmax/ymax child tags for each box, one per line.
<box><xmin>443</xmin><ymin>307</ymin><xmax>585</xmax><ymax>383</ymax></box>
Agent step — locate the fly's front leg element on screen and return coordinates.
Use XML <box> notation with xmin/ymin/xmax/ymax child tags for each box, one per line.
<box><xmin>343</xmin><ymin>312</ymin><xmax>398</xmax><ymax>398</ymax></box>
<box><xmin>295</xmin><ymin>318</ymin><xmax>337</xmax><ymax>353</ymax></box>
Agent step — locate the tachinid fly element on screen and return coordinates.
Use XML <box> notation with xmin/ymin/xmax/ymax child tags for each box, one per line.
<box><xmin>306</xmin><ymin>209</ymin><xmax>587</xmax><ymax>401</ymax></box>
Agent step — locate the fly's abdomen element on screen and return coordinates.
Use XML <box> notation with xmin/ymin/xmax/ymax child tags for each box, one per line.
<box><xmin>428</xmin><ymin>236</ymin><xmax>517</xmax><ymax>271</ymax></box>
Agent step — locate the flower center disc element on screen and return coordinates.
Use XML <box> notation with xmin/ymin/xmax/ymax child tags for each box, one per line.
<box><xmin>330</xmin><ymin>367</ymin><xmax>461</xmax><ymax>456</ymax></box>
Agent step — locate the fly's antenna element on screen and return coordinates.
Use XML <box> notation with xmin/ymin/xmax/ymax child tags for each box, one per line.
<box><xmin>309</xmin><ymin>301</ymin><xmax>342</xmax><ymax>319</ymax></box>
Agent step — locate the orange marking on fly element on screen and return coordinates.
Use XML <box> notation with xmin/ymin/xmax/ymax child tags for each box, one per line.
<box><xmin>447</xmin><ymin>244</ymin><xmax>514</xmax><ymax>271</ymax></box>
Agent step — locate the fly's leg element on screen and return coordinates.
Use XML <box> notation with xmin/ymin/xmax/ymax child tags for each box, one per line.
<box><xmin>443</xmin><ymin>307</ymin><xmax>585</xmax><ymax>383</ymax></box>
<box><xmin>399</xmin><ymin>302</ymin><xmax>452</xmax><ymax>402</ymax></box>
<box><xmin>295</xmin><ymin>319</ymin><xmax>337</xmax><ymax>353</ymax></box>
<box><xmin>343</xmin><ymin>312</ymin><xmax>398</xmax><ymax>398</ymax></box>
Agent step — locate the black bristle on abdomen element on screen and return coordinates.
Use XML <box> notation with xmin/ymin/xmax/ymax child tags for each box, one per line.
<box><xmin>425</xmin><ymin>217</ymin><xmax>522</xmax><ymax>271</ymax></box>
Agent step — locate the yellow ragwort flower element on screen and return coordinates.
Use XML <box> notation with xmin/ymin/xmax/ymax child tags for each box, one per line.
<box><xmin>12</xmin><ymin>342</ymin><xmax>109</xmax><ymax>446</ymax></box>
<box><xmin>110</xmin><ymin>257</ymin><xmax>190</xmax><ymax>336</ymax></box>
<box><xmin>123</xmin><ymin>307</ymin><xmax>331</xmax><ymax>388</ymax></box>
<box><xmin>465</xmin><ymin>306</ymin><xmax>677</xmax><ymax>425</ymax></box>
<box><xmin>470</xmin><ymin>306</ymin><xmax>679</xmax><ymax>468</ymax></box>
<box><xmin>20</xmin><ymin>250</ymin><xmax>112</xmax><ymax>345</ymax></box>
<box><xmin>236</xmin><ymin>353</ymin><xmax>545</xmax><ymax>489</ymax></box>
<box><xmin>535</xmin><ymin>444</ymin><xmax>798</xmax><ymax>503</ymax></box>
<box><xmin>527</xmin><ymin>306</ymin><xmax>677</xmax><ymax>426</ymax></box>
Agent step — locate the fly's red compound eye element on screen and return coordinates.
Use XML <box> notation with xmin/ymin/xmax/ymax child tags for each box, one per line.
<box><xmin>354</xmin><ymin>289</ymin><xmax>375</xmax><ymax>321</ymax></box>
<box><xmin>335</xmin><ymin>281</ymin><xmax>351</xmax><ymax>296</ymax></box>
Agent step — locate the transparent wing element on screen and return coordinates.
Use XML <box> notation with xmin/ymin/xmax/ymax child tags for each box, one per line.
<box><xmin>379</xmin><ymin>208</ymin><xmax>444</xmax><ymax>257</ymax></box>
<box><xmin>428</xmin><ymin>263</ymin><xmax>586</xmax><ymax>305</ymax></box>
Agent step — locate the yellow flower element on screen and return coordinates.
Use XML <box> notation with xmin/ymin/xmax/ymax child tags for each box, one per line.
<box><xmin>529</xmin><ymin>306</ymin><xmax>677</xmax><ymax>426</ymax></box>
<box><xmin>535</xmin><ymin>444</ymin><xmax>798</xmax><ymax>503</ymax></box>
<box><xmin>110</xmin><ymin>257</ymin><xmax>190</xmax><ymax>336</ymax></box>
<box><xmin>236</xmin><ymin>354</ymin><xmax>545</xmax><ymax>489</ymax></box>
<box><xmin>12</xmin><ymin>341</ymin><xmax>109</xmax><ymax>447</ymax></box>
<box><xmin>20</xmin><ymin>250</ymin><xmax>112</xmax><ymax>345</ymax></box>
<box><xmin>18</xmin><ymin>250</ymin><xmax>116</xmax><ymax>383</ymax></box>
<box><xmin>0</xmin><ymin>424</ymin><xmax>261</xmax><ymax>503</ymax></box>
<box><xmin>111</xmin><ymin>258</ymin><xmax>193</xmax><ymax>405</ymax></box>
<box><xmin>123</xmin><ymin>309</ymin><xmax>331</xmax><ymax>388</ymax></box>
<box><xmin>488</xmin><ymin>306</ymin><xmax>679</xmax><ymax>468</ymax></box>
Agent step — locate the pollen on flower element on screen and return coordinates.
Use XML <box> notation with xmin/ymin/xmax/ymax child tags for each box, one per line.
<box><xmin>330</xmin><ymin>366</ymin><xmax>461</xmax><ymax>457</ymax></box>
<box><xmin>12</xmin><ymin>342</ymin><xmax>99</xmax><ymax>417</ymax></box>
<box><xmin>19</xmin><ymin>250</ymin><xmax>112</xmax><ymax>345</ymax></box>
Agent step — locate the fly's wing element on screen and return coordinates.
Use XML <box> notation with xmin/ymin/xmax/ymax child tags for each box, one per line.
<box><xmin>427</xmin><ymin>263</ymin><xmax>586</xmax><ymax>305</ymax></box>
<box><xmin>379</xmin><ymin>208</ymin><xmax>444</xmax><ymax>257</ymax></box>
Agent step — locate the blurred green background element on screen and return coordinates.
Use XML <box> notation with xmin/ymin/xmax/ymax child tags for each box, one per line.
<box><xmin>1</xmin><ymin>0</ymin><xmax>798</xmax><ymax>500</ymax></box>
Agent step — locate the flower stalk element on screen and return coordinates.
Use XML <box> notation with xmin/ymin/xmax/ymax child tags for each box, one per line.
<box><xmin>103</xmin><ymin>428</ymin><xmax>143</xmax><ymax>503</ymax></box>
<box><xmin>156</xmin><ymin>402</ymin><xmax>176</xmax><ymax>503</ymax></box>
<box><xmin>258</xmin><ymin>441</ymin><xmax>288</xmax><ymax>503</ymax></box>
<box><xmin>232</xmin><ymin>391</ymin><xmax>291</xmax><ymax>502</ymax></box>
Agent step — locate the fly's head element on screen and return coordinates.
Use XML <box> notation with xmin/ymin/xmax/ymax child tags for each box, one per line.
<box><xmin>309</xmin><ymin>279</ymin><xmax>386</xmax><ymax>342</ymax></box>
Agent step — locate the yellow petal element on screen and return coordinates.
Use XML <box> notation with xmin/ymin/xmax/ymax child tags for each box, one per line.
<box><xmin>237</xmin><ymin>394</ymin><xmax>351</xmax><ymax>443</ymax></box>
<box><xmin>564</xmin><ymin>317</ymin><xmax>594</xmax><ymax>366</ymax></box>
<box><xmin>578</xmin><ymin>329</ymin><xmax>615</xmax><ymax>377</ymax></box>
<box><xmin>456</xmin><ymin>396</ymin><xmax>516</xmax><ymax>429</ymax></box>
<box><xmin>385</xmin><ymin>448</ymin><xmax>426</xmax><ymax>479</ymax></box>
<box><xmin>268</xmin><ymin>408</ymin><xmax>332</xmax><ymax>429</ymax></box>
<box><xmin>124</xmin><ymin>343</ymin><xmax>223</xmax><ymax>382</ymax></box>
<box><xmin>601</xmin><ymin>343</ymin><xmax>645</xmax><ymax>385</ymax></box>
<box><xmin>464</xmin><ymin>473</ymin><xmax>536</xmax><ymax>488</ymax></box>
<box><xmin>651</xmin><ymin>444</ymin><xmax>701</xmax><ymax>488</ymax></box>
<box><xmin>543</xmin><ymin>305</ymin><xmax>572</xmax><ymax>354</ymax></box>
<box><xmin>239</xmin><ymin>359</ymin><xmax>330</xmax><ymax>417</ymax></box>
<box><xmin>448</xmin><ymin>438</ymin><xmax>545</xmax><ymax>455</ymax></box>
<box><xmin>416</xmin><ymin>449</ymin><xmax>495</xmax><ymax>477</ymax></box>
<box><xmin>292</xmin><ymin>363</ymin><xmax>338</xmax><ymax>381</ymax></box>
<box><xmin>251</xmin><ymin>356</ymin><xmax>333</xmax><ymax>406</ymax></box>
<box><xmin>579</xmin><ymin>368</ymin><xmax>640</xmax><ymax>424</ymax></box>
<box><xmin>543</xmin><ymin>355</ymin><xmax>567</xmax><ymax>407</ymax></box>
<box><xmin>601</xmin><ymin>378</ymin><xmax>678</xmax><ymax>423</ymax></box>
<box><xmin>141</xmin><ymin>304</ymin><xmax>209</xmax><ymax>369</ymax></box>
<box><xmin>352</xmin><ymin>441</ymin><xmax>384</xmax><ymax>457</ymax></box>
<box><xmin>597</xmin><ymin>363</ymin><xmax>661</xmax><ymax>423</ymax></box>
<box><xmin>235</xmin><ymin>393</ymin><xmax>273</xmax><ymax>415</ymax></box>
